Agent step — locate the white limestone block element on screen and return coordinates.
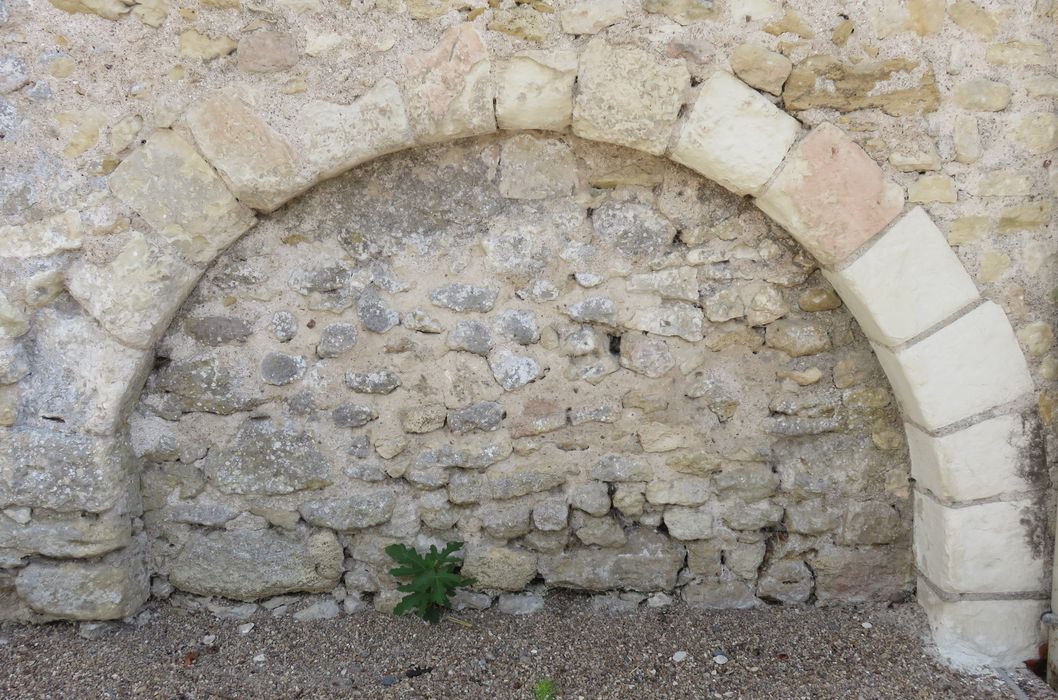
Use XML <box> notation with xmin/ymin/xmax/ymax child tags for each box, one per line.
<box><xmin>918</xmin><ymin>580</ymin><xmax>1046</xmax><ymax>668</ymax></box>
<box><xmin>871</xmin><ymin>302</ymin><xmax>1034</xmax><ymax>431</ymax></box>
<box><xmin>671</xmin><ymin>71</ymin><xmax>800</xmax><ymax>196</ymax></box>
<box><xmin>914</xmin><ymin>494</ymin><xmax>1046</xmax><ymax>594</ymax></box>
<box><xmin>824</xmin><ymin>208</ymin><xmax>979</xmax><ymax>346</ymax></box>
<box><xmin>496</xmin><ymin>51</ymin><xmax>577</xmax><ymax>132</ymax></box>
<box><xmin>906</xmin><ymin>415</ymin><xmax>1035</xmax><ymax>502</ymax></box>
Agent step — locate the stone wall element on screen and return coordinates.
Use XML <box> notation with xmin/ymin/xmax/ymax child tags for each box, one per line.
<box><xmin>0</xmin><ymin>0</ymin><xmax>1054</xmax><ymax>668</ymax></box>
<box><xmin>131</xmin><ymin>133</ymin><xmax>912</xmax><ymax>613</ymax></box>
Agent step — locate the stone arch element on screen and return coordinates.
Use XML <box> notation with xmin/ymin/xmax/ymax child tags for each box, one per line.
<box><xmin>4</xmin><ymin>24</ymin><xmax>1044</xmax><ymax>668</ymax></box>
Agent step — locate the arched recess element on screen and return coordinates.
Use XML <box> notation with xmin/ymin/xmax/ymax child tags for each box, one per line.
<box><xmin>1</xmin><ymin>25</ymin><xmax>1045</xmax><ymax>668</ymax></box>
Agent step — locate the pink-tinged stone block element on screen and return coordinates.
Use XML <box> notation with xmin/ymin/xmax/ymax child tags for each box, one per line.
<box><xmin>755</xmin><ymin>122</ymin><xmax>905</xmax><ymax>268</ymax></box>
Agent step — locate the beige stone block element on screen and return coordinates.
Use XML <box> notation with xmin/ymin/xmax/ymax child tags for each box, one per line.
<box><xmin>729</xmin><ymin>44</ymin><xmax>792</xmax><ymax>96</ymax></box>
<box><xmin>918</xmin><ymin>581</ymin><xmax>1045</xmax><ymax>668</ymax></box>
<box><xmin>495</xmin><ymin>51</ymin><xmax>577</xmax><ymax>132</ymax></box>
<box><xmin>986</xmin><ymin>40</ymin><xmax>1051</xmax><ymax>67</ymax></box>
<box><xmin>671</xmin><ymin>71</ymin><xmax>800</xmax><ymax>196</ymax></box>
<box><xmin>298</xmin><ymin>79</ymin><xmax>415</xmax><ymax>181</ymax></box>
<box><xmin>187</xmin><ymin>92</ymin><xmax>303</xmax><ymax>212</ymax></box>
<box><xmin>0</xmin><ymin>210</ymin><xmax>83</xmax><ymax>259</ymax></box>
<box><xmin>559</xmin><ymin>0</ymin><xmax>625</xmax><ymax>34</ymax></box>
<box><xmin>914</xmin><ymin>494</ymin><xmax>1046</xmax><ymax>594</ymax></box>
<box><xmin>755</xmin><ymin>123</ymin><xmax>905</xmax><ymax>268</ymax></box>
<box><xmin>108</xmin><ymin>130</ymin><xmax>256</xmax><ymax>264</ymax></box>
<box><xmin>952</xmin><ymin>115</ymin><xmax>981</xmax><ymax>164</ymax></box>
<box><xmin>953</xmin><ymin>79</ymin><xmax>1010</xmax><ymax>111</ymax></box>
<box><xmin>824</xmin><ymin>208</ymin><xmax>978</xmax><ymax>346</ymax></box>
<box><xmin>402</xmin><ymin>24</ymin><xmax>495</xmax><ymax>144</ymax></box>
<box><xmin>908</xmin><ymin>174</ymin><xmax>957</xmax><ymax>203</ymax></box>
<box><xmin>1015</xmin><ymin>113</ymin><xmax>1058</xmax><ymax>155</ymax></box>
<box><xmin>906</xmin><ymin>414</ymin><xmax>1035</xmax><ymax>502</ymax></box>
<box><xmin>871</xmin><ymin>302</ymin><xmax>1033</xmax><ymax>431</ymax></box>
<box><xmin>66</xmin><ymin>232</ymin><xmax>200</xmax><ymax>350</ymax></box>
<box><xmin>572</xmin><ymin>39</ymin><xmax>690</xmax><ymax>156</ymax></box>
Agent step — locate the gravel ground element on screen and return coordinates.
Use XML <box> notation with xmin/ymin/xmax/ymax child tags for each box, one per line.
<box><xmin>0</xmin><ymin>594</ymin><xmax>1051</xmax><ymax>700</ymax></box>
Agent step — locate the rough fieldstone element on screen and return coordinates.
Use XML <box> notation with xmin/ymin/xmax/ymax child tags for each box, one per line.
<box><xmin>570</xmin><ymin>481</ymin><xmax>611</xmax><ymax>516</ymax></box>
<box><xmin>0</xmin><ymin>344</ymin><xmax>29</xmax><ymax>385</ymax></box>
<box><xmin>592</xmin><ymin>201</ymin><xmax>676</xmax><ymax>258</ymax></box>
<box><xmin>683</xmin><ymin>573</ymin><xmax>759</xmax><ymax>609</ymax></box>
<box><xmin>626</xmin><ymin>268</ymin><xmax>698</xmax><ymax>302</ymax></box>
<box><xmin>447</xmin><ymin>401</ymin><xmax>505</xmax><ymax>434</ymax></box>
<box><xmin>238</xmin><ymin>31</ymin><xmax>300</xmax><ymax>73</ymax></box>
<box><xmin>663</xmin><ymin>506</ymin><xmax>714</xmax><ymax>540</ymax></box>
<box><xmin>400</xmin><ymin>403</ymin><xmax>447</xmax><ymax>434</ymax></box>
<box><xmin>205</xmin><ymin>420</ymin><xmax>331</xmax><ymax>495</ymax></box>
<box><xmin>757</xmin><ymin>559</ymin><xmax>813</xmax><ymax>603</ymax></box>
<box><xmin>402</xmin><ymin>309</ymin><xmax>444</xmax><ymax>334</ymax></box>
<box><xmin>151</xmin><ymin>354</ymin><xmax>262</xmax><ymax>415</ymax></box>
<box><xmin>765</xmin><ymin>321</ymin><xmax>830</xmax><ymax>357</ymax></box>
<box><xmin>532</xmin><ymin>499</ymin><xmax>569</xmax><ymax>531</ymax></box>
<box><xmin>403</xmin><ymin>24</ymin><xmax>494</xmax><ymax>143</ymax></box>
<box><xmin>185</xmin><ymin>316</ymin><xmax>253</xmax><ymax>346</ymax></box>
<box><xmin>260</xmin><ymin>352</ymin><xmax>307</xmax><ymax>386</ymax></box>
<box><xmin>627</xmin><ymin>303</ymin><xmax>704</xmax><ymax>342</ymax></box>
<box><xmin>572</xmin><ymin>39</ymin><xmax>690</xmax><ymax>155</ymax></box>
<box><xmin>331</xmin><ymin>404</ymin><xmax>378</xmax><ymax>429</ymax></box>
<box><xmin>539</xmin><ymin>529</ymin><xmax>684</xmax><ymax>591</ymax></box>
<box><xmin>783</xmin><ymin>56</ymin><xmax>939</xmax><ymax>116</ymax></box>
<box><xmin>722</xmin><ymin>499</ymin><xmax>783</xmax><ymax>530</ymax></box>
<box><xmin>447</xmin><ymin>320</ymin><xmax>494</xmax><ymax>355</ymax></box>
<box><xmin>463</xmin><ymin>546</ymin><xmax>538</xmax><ymax>591</ymax></box>
<box><xmin>488</xmin><ymin>349</ymin><xmax>543</xmax><ymax>391</ymax></box>
<box><xmin>186</xmin><ymin>92</ymin><xmax>302</xmax><ymax>212</ymax></box>
<box><xmin>16</xmin><ymin>542</ymin><xmax>148</xmax><ymax>620</ymax></box>
<box><xmin>430</xmin><ymin>283</ymin><xmax>498</xmax><ymax>313</ymax></box>
<box><xmin>560</xmin><ymin>0</ymin><xmax>625</xmax><ymax>33</ymax></box>
<box><xmin>271</xmin><ymin>311</ymin><xmax>298</xmax><ymax>342</ymax></box>
<box><xmin>0</xmin><ymin>55</ymin><xmax>29</xmax><ymax>94</ymax></box>
<box><xmin>299</xmin><ymin>491</ymin><xmax>396</xmax><ymax>530</ymax></box>
<box><xmin>0</xmin><ymin>428</ymin><xmax>132</xmax><ymax>513</ymax></box>
<box><xmin>345</xmin><ymin>369</ymin><xmax>401</xmax><ymax>394</ymax></box>
<box><xmin>730</xmin><ymin>44</ymin><xmax>792</xmax><ymax>95</ymax></box>
<box><xmin>170</xmin><ymin>529</ymin><xmax>343</xmax><ymax>601</ymax></box>
<box><xmin>316</xmin><ymin>323</ymin><xmax>358</xmax><ymax>358</ymax></box>
<box><xmin>567</xmin><ymin>297</ymin><xmax>617</xmax><ymax>325</ymax></box>
<box><xmin>839</xmin><ymin>501</ymin><xmax>903</xmax><ymax>545</ymax></box>
<box><xmin>487</xmin><ymin>463</ymin><xmax>569</xmax><ymax>500</ymax></box>
<box><xmin>356</xmin><ymin>288</ymin><xmax>399</xmax><ymax>334</ymax></box>
<box><xmin>619</xmin><ymin>334</ymin><xmax>674</xmax><ymax>378</ymax></box>
<box><xmin>575</xmin><ymin>514</ymin><xmax>626</xmax><ymax>547</ymax></box>
<box><xmin>811</xmin><ymin>544</ymin><xmax>912</xmax><ymax>603</ymax></box>
<box><xmin>480</xmin><ymin>500</ymin><xmax>532</xmax><ymax>539</ymax></box>
<box><xmin>952</xmin><ymin>79</ymin><xmax>1011</xmax><ymax>111</ymax></box>
<box><xmin>108</xmin><ymin>130</ymin><xmax>256</xmax><ymax>264</ymax></box>
<box><xmin>495</xmin><ymin>309</ymin><xmax>540</xmax><ymax>345</ymax></box>
<box><xmin>590</xmin><ymin>455</ymin><xmax>652</xmax><ymax>482</ymax></box>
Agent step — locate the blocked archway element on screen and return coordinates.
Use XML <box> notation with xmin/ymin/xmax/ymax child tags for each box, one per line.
<box><xmin>2</xmin><ymin>25</ymin><xmax>1045</xmax><ymax>667</ymax></box>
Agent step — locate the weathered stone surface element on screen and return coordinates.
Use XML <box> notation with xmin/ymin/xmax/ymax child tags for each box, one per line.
<box><xmin>499</xmin><ymin>135</ymin><xmax>576</xmax><ymax>200</ymax></box>
<box><xmin>150</xmin><ymin>354</ymin><xmax>261</xmax><ymax>415</ymax></box>
<box><xmin>628</xmin><ymin>303</ymin><xmax>704</xmax><ymax>342</ymax></box>
<box><xmin>185</xmin><ymin>316</ymin><xmax>253</xmax><ymax>347</ymax></box>
<box><xmin>573</xmin><ymin>39</ymin><xmax>690</xmax><ymax>155</ymax></box>
<box><xmin>811</xmin><ymin>544</ymin><xmax>912</xmax><ymax>603</ymax></box>
<box><xmin>463</xmin><ymin>546</ymin><xmax>537</xmax><ymax>591</ymax></box>
<box><xmin>560</xmin><ymin>0</ymin><xmax>625</xmax><ymax>33</ymax></box>
<box><xmin>756</xmin><ymin>123</ymin><xmax>905</xmax><ymax>268</ymax></box>
<box><xmin>756</xmin><ymin>559</ymin><xmax>813</xmax><ymax>603</ymax></box>
<box><xmin>299</xmin><ymin>79</ymin><xmax>415</xmax><ymax>181</ymax></box>
<box><xmin>496</xmin><ymin>51</ymin><xmax>577</xmax><ymax>131</ymax></box>
<box><xmin>66</xmin><ymin>232</ymin><xmax>200</xmax><ymax>349</ymax></box>
<box><xmin>447</xmin><ymin>401</ymin><xmax>504</xmax><ymax>434</ymax></box>
<box><xmin>316</xmin><ymin>323</ymin><xmax>357</xmax><ymax>358</ymax></box>
<box><xmin>480</xmin><ymin>500</ymin><xmax>532</xmax><ymax>539</ymax></box>
<box><xmin>260</xmin><ymin>352</ymin><xmax>306</xmax><ymax>386</ymax></box>
<box><xmin>619</xmin><ymin>333</ymin><xmax>674</xmax><ymax>378</ymax></box>
<box><xmin>0</xmin><ymin>210</ymin><xmax>83</xmax><ymax>259</ymax></box>
<box><xmin>764</xmin><ymin>321</ymin><xmax>830</xmax><ymax>357</ymax></box>
<box><xmin>345</xmin><ymin>369</ymin><xmax>401</xmax><ymax>394</ymax></box>
<box><xmin>487</xmin><ymin>463</ymin><xmax>568</xmax><ymax>500</ymax></box>
<box><xmin>18</xmin><ymin>307</ymin><xmax>151</xmax><ymax>435</ymax></box>
<box><xmin>205</xmin><ymin>420</ymin><xmax>331</xmax><ymax>495</ymax></box>
<box><xmin>730</xmin><ymin>44</ymin><xmax>792</xmax><ymax>95</ymax></box>
<box><xmin>644</xmin><ymin>0</ymin><xmax>716</xmax><ymax>24</ymax></box>
<box><xmin>908</xmin><ymin>174</ymin><xmax>957</xmax><ymax>204</ymax></box>
<box><xmin>447</xmin><ymin>320</ymin><xmax>494</xmax><ymax>355</ymax></box>
<box><xmin>495</xmin><ymin>309</ymin><xmax>540</xmax><ymax>346</ymax></box>
<box><xmin>0</xmin><ymin>429</ymin><xmax>132</xmax><ymax>513</ymax></box>
<box><xmin>575</xmin><ymin>514</ymin><xmax>626</xmax><ymax>547</ymax></box>
<box><xmin>567</xmin><ymin>296</ymin><xmax>617</xmax><ymax>325</ymax></box>
<box><xmin>238</xmin><ymin>31</ymin><xmax>299</xmax><ymax>73</ymax></box>
<box><xmin>179</xmin><ymin>29</ymin><xmax>236</xmax><ymax>60</ymax></box>
<box><xmin>187</xmin><ymin>92</ymin><xmax>302</xmax><ymax>212</ymax></box>
<box><xmin>646</xmin><ymin>477</ymin><xmax>710</xmax><ymax>506</ymax></box>
<box><xmin>109</xmin><ymin>131</ymin><xmax>255</xmax><ymax>264</ymax></box>
<box><xmin>1015</xmin><ymin>113</ymin><xmax>1058</xmax><ymax>155</ymax></box>
<box><xmin>0</xmin><ymin>506</ymin><xmax>131</xmax><ymax>559</ymax></box>
<box><xmin>431</xmin><ymin>283</ymin><xmax>498</xmax><ymax>313</ymax></box>
<box><xmin>952</xmin><ymin>79</ymin><xmax>1011</xmax><ymax>111</ymax></box>
<box><xmin>539</xmin><ymin>528</ymin><xmax>684</xmax><ymax>591</ymax></box>
<box><xmin>839</xmin><ymin>501</ymin><xmax>902</xmax><ymax>545</ymax></box>
<box><xmin>400</xmin><ymin>402</ymin><xmax>447</xmax><ymax>434</ymax></box>
<box><xmin>403</xmin><ymin>24</ymin><xmax>494</xmax><ymax>143</ymax></box>
<box><xmin>16</xmin><ymin>542</ymin><xmax>148</xmax><ymax>620</ymax></box>
<box><xmin>663</xmin><ymin>506</ymin><xmax>714</xmax><ymax>540</ymax></box>
<box><xmin>674</xmin><ymin>71</ymin><xmax>799</xmax><ymax>196</ymax></box>
<box><xmin>532</xmin><ymin>499</ymin><xmax>569</xmax><ymax>531</ymax></box>
<box><xmin>488</xmin><ymin>349</ymin><xmax>543</xmax><ymax>391</ymax></box>
<box><xmin>783</xmin><ymin>56</ymin><xmax>940</xmax><ymax>116</ymax></box>
<box><xmin>357</xmin><ymin>288</ymin><xmax>400</xmax><ymax>334</ymax></box>
<box><xmin>683</xmin><ymin>573</ymin><xmax>759</xmax><ymax>609</ymax></box>
<box><xmin>299</xmin><ymin>491</ymin><xmax>396</xmax><ymax>530</ymax></box>
<box><xmin>170</xmin><ymin>529</ymin><xmax>343</xmax><ymax>601</ymax></box>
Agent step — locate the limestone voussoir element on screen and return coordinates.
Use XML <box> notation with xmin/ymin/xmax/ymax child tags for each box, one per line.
<box><xmin>108</xmin><ymin>130</ymin><xmax>256</xmax><ymax>265</ymax></box>
<box><xmin>671</xmin><ymin>71</ymin><xmax>801</xmax><ymax>197</ymax></box>
<box><xmin>823</xmin><ymin>207</ymin><xmax>979</xmax><ymax>347</ymax></box>
<box><xmin>872</xmin><ymin>302</ymin><xmax>1034</xmax><ymax>431</ymax></box>
<box><xmin>755</xmin><ymin>122</ymin><xmax>905</xmax><ymax>268</ymax></box>
<box><xmin>906</xmin><ymin>414</ymin><xmax>1037</xmax><ymax>502</ymax></box>
<box><xmin>917</xmin><ymin>580</ymin><xmax>1046</xmax><ymax>669</ymax></box>
<box><xmin>914</xmin><ymin>493</ymin><xmax>1046</xmax><ymax>595</ymax></box>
